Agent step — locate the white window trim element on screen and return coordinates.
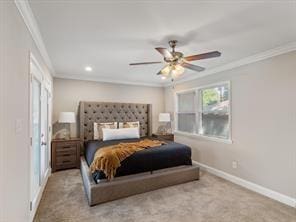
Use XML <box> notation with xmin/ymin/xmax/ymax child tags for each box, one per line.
<box><xmin>174</xmin><ymin>81</ymin><xmax>232</xmax><ymax>144</ymax></box>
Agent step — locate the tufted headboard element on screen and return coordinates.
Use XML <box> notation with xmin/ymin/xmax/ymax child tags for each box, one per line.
<box><xmin>79</xmin><ymin>101</ymin><xmax>152</xmax><ymax>146</ymax></box>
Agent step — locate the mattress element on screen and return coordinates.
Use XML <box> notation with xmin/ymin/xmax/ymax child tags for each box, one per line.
<box><xmin>84</xmin><ymin>137</ymin><xmax>192</xmax><ymax>182</ymax></box>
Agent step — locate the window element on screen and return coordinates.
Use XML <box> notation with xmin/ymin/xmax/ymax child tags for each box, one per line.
<box><xmin>177</xmin><ymin>91</ymin><xmax>196</xmax><ymax>133</ymax></box>
<box><xmin>175</xmin><ymin>82</ymin><xmax>231</xmax><ymax>142</ymax></box>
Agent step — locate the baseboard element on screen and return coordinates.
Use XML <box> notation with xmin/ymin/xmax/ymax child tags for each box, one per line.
<box><xmin>193</xmin><ymin>161</ymin><xmax>296</xmax><ymax>208</ymax></box>
<box><xmin>29</xmin><ymin>168</ymin><xmax>51</xmax><ymax>222</ymax></box>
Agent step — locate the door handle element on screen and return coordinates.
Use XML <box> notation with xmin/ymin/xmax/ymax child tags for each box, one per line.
<box><xmin>41</xmin><ymin>133</ymin><xmax>47</xmax><ymax>146</ymax></box>
<box><xmin>41</xmin><ymin>141</ymin><xmax>47</xmax><ymax>146</ymax></box>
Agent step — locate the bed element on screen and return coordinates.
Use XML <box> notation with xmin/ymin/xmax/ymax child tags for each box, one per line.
<box><xmin>79</xmin><ymin>101</ymin><xmax>200</xmax><ymax>206</ymax></box>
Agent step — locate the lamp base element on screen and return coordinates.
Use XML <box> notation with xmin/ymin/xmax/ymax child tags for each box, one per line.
<box><xmin>54</xmin><ymin>128</ymin><xmax>71</xmax><ymax>140</ymax></box>
<box><xmin>157</xmin><ymin>124</ymin><xmax>171</xmax><ymax>135</ymax></box>
<box><xmin>64</xmin><ymin>132</ymin><xmax>70</xmax><ymax>140</ymax></box>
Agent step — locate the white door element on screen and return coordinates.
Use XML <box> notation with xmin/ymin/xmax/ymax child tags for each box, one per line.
<box><xmin>30</xmin><ymin>55</ymin><xmax>51</xmax><ymax>215</ymax></box>
<box><xmin>31</xmin><ymin>76</ymin><xmax>41</xmax><ymax>206</ymax></box>
<box><xmin>40</xmin><ymin>88</ymin><xmax>50</xmax><ymax>182</ymax></box>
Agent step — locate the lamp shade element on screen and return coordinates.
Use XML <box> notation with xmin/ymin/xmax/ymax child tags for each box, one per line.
<box><xmin>159</xmin><ymin>113</ymin><xmax>170</xmax><ymax>122</ymax></box>
<box><xmin>58</xmin><ymin>112</ymin><xmax>76</xmax><ymax>123</ymax></box>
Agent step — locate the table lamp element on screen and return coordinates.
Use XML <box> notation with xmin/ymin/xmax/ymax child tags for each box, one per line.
<box><xmin>58</xmin><ymin>112</ymin><xmax>75</xmax><ymax>140</ymax></box>
<box><xmin>158</xmin><ymin>113</ymin><xmax>171</xmax><ymax>135</ymax></box>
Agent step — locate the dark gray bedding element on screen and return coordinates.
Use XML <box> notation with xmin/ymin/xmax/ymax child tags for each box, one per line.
<box><xmin>84</xmin><ymin>137</ymin><xmax>192</xmax><ymax>182</ymax></box>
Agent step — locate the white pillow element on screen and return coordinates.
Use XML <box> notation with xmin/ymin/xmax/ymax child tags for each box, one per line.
<box><xmin>102</xmin><ymin>127</ymin><xmax>140</xmax><ymax>141</ymax></box>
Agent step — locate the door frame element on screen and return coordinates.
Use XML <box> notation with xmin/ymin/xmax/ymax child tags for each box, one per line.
<box><xmin>29</xmin><ymin>53</ymin><xmax>52</xmax><ymax>221</ymax></box>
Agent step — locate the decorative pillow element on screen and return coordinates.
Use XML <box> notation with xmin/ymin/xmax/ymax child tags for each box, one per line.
<box><xmin>93</xmin><ymin>122</ymin><xmax>117</xmax><ymax>140</ymax></box>
<box><xmin>102</xmin><ymin>128</ymin><xmax>140</xmax><ymax>141</ymax></box>
<box><xmin>118</xmin><ymin>121</ymin><xmax>140</xmax><ymax>129</ymax></box>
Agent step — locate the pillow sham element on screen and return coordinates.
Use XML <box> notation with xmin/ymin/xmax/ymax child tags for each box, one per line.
<box><xmin>118</xmin><ymin>121</ymin><xmax>140</xmax><ymax>129</ymax></box>
<box><xmin>102</xmin><ymin>127</ymin><xmax>140</xmax><ymax>141</ymax></box>
<box><xmin>93</xmin><ymin>122</ymin><xmax>117</xmax><ymax>140</ymax></box>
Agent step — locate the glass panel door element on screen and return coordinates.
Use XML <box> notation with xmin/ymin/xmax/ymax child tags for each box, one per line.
<box><xmin>30</xmin><ymin>54</ymin><xmax>52</xmax><ymax>218</ymax></box>
<box><xmin>40</xmin><ymin>89</ymin><xmax>49</xmax><ymax>182</ymax></box>
<box><xmin>31</xmin><ymin>78</ymin><xmax>41</xmax><ymax>202</ymax></box>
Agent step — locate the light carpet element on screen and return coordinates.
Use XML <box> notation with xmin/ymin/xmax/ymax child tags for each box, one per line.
<box><xmin>34</xmin><ymin>169</ymin><xmax>296</xmax><ymax>222</ymax></box>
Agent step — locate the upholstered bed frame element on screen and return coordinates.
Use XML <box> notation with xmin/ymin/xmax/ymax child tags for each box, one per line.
<box><xmin>79</xmin><ymin>101</ymin><xmax>199</xmax><ymax>206</ymax></box>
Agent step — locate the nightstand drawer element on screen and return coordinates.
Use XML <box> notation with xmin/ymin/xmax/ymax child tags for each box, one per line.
<box><xmin>56</xmin><ymin>155</ymin><xmax>77</xmax><ymax>165</ymax></box>
<box><xmin>56</xmin><ymin>145</ymin><xmax>77</xmax><ymax>152</ymax></box>
<box><xmin>56</xmin><ymin>148</ymin><xmax>77</xmax><ymax>157</ymax></box>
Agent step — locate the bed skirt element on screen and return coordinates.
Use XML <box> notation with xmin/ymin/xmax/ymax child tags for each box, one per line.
<box><xmin>80</xmin><ymin>156</ymin><xmax>200</xmax><ymax>206</ymax></box>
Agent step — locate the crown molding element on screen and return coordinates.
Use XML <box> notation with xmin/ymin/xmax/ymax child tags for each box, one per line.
<box><xmin>55</xmin><ymin>73</ymin><xmax>163</xmax><ymax>88</ymax></box>
<box><xmin>165</xmin><ymin>41</ymin><xmax>296</xmax><ymax>87</ymax></box>
<box><xmin>14</xmin><ymin>0</ymin><xmax>55</xmax><ymax>74</ymax></box>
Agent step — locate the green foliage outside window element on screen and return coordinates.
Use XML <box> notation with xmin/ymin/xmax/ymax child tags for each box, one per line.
<box><xmin>202</xmin><ymin>86</ymin><xmax>228</xmax><ymax>107</ymax></box>
<box><xmin>202</xmin><ymin>88</ymin><xmax>219</xmax><ymax>106</ymax></box>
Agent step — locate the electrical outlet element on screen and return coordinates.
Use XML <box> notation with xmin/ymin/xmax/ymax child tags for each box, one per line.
<box><xmin>232</xmin><ymin>161</ymin><xmax>238</xmax><ymax>169</ymax></box>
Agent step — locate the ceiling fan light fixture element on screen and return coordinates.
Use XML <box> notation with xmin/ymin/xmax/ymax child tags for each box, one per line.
<box><xmin>171</xmin><ymin>64</ymin><xmax>185</xmax><ymax>78</ymax></box>
<box><xmin>160</xmin><ymin>65</ymin><xmax>171</xmax><ymax>76</ymax></box>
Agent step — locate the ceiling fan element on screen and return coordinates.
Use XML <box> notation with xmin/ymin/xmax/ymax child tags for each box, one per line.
<box><xmin>129</xmin><ymin>40</ymin><xmax>221</xmax><ymax>80</ymax></box>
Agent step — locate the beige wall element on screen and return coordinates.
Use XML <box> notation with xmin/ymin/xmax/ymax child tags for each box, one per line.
<box><xmin>165</xmin><ymin>51</ymin><xmax>296</xmax><ymax>199</ymax></box>
<box><xmin>53</xmin><ymin>78</ymin><xmax>165</xmax><ymax>137</ymax></box>
<box><xmin>0</xmin><ymin>1</ymin><xmax>52</xmax><ymax>222</ymax></box>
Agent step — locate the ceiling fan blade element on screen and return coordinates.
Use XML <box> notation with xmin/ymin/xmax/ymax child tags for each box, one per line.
<box><xmin>155</xmin><ymin>47</ymin><xmax>173</xmax><ymax>58</ymax></box>
<box><xmin>181</xmin><ymin>62</ymin><xmax>205</xmax><ymax>72</ymax></box>
<box><xmin>184</xmin><ymin>51</ymin><xmax>221</xmax><ymax>61</ymax></box>
<box><xmin>129</xmin><ymin>61</ymin><xmax>162</xmax><ymax>66</ymax></box>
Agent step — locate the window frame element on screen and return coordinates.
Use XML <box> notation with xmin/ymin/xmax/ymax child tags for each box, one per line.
<box><xmin>174</xmin><ymin>81</ymin><xmax>232</xmax><ymax>144</ymax></box>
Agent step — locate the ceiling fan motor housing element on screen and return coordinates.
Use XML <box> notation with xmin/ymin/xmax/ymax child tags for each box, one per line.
<box><xmin>164</xmin><ymin>51</ymin><xmax>183</xmax><ymax>64</ymax></box>
<box><xmin>164</xmin><ymin>40</ymin><xmax>184</xmax><ymax>64</ymax></box>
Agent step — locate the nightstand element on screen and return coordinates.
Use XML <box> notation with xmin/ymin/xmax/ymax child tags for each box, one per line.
<box><xmin>152</xmin><ymin>133</ymin><xmax>174</xmax><ymax>141</ymax></box>
<box><xmin>51</xmin><ymin>138</ymin><xmax>80</xmax><ymax>172</ymax></box>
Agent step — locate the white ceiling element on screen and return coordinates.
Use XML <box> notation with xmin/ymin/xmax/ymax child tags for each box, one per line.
<box><xmin>29</xmin><ymin>0</ymin><xmax>296</xmax><ymax>86</ymax></box>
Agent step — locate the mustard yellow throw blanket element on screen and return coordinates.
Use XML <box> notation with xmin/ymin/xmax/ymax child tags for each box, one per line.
<box><xmin>90</xmin><ymin>139</ymin><xmax>165</xmax><ymax>180</ymax></box>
